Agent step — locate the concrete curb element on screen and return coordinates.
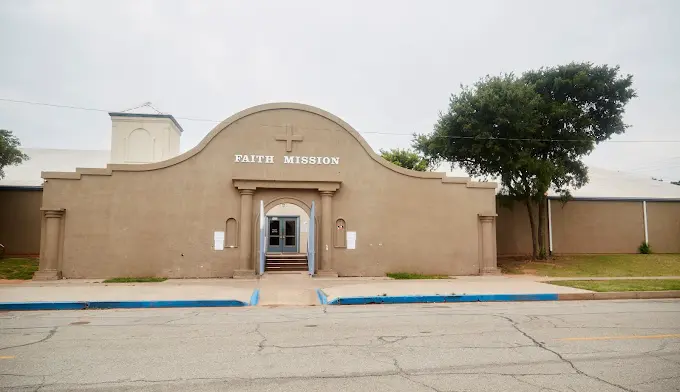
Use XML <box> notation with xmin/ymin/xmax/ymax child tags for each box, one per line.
<box><xmin>558</xmin><ymin>291</ymin><xmax>680</xmax><ymax>300</ymax></box>
<box><xmin>249</xmin><ymin>289</ymin><xmax>260</xmax><ymax>306</ymax></box>
<box><xmin>316</xmin><ymin>289</ymin><xmax>328</xmax><ymax>305</ymax></box>
<box><xmin>0</xmin><ymin>300</ymin><xmax>248</xmax><ymax>311</ymax></box>
<box><xmin>327</xmin><ymin>293</ymin><xmax>559</xmax><ymax>305</ymax></box>
<box><xmin>325</xmin><ymin>291</ymin><xmax>680</xmax><ymax>305</ymax></box>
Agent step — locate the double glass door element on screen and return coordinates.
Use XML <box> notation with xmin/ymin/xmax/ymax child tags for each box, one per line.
<box><xmin>267</xmin><ymin>217</ymin><xmax>298</xmax><ymax>253</ymax></box>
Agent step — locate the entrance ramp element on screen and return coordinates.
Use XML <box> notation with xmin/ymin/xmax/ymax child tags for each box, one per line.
<box><xmin>258</xmin><ymin>272</ymin><xmax>318</xmax><ymax>306</ymax></box>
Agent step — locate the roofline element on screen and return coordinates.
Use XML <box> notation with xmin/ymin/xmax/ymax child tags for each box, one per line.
<box><xmin>108</xmin><ymin>112</ymin><xmax>184</xmax><ymax>133</ymax></box>
<box><xmin>45</xmin><ymin>103</ymin><xmax>493</xmax><ymax>186</ymax></box>
<box><xmin>0</xmin><ymin>185</ymin><xmax>678</xmax><ymax>200</ymax></box>
<box><xmin>0</xmin><ymin>185</ymin><xmax>43</xmax><ymax>191</ymax></box>
<box><xmin>547</xmin><ymin>196</ymin><xmax>680</xmax><ymax>202</ymax></box>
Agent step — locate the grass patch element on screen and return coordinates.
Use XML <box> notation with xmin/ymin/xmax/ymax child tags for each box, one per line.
<box><xmin>549</xmin><ymin>279</ymin><xmax>680</xmax><ymax>292</ymax></box>
<box><xmin>102</xmin><ymin>277</ymin><xmax>167</xmax><ymax>283</ymax></box>
<box><xmin>0</xmin><ymin>258</ymin><xmax>39</xmax><ymax>280</ymax></box>
<box><xmin>387</xmin><ymin>272</ymin><xmax>450</xmax><ymax>280</ymax></box>
<box><xmin>498</xmin><ymin>254</ymin><xmax>680</xmax><ymax>277</ymax></box>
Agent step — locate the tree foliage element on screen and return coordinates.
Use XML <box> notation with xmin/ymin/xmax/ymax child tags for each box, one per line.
<box><xmin>0</xmin><ymin>129</ymin><xmax>29</xmax><ymax>179</ymax></box>
<box><xmin>414</xmin><ymin>63</ymin><xmax>636</xmax><ymax>259</ymax></box>
<box><xmin>379</xmin><ymin>148</ymin><xmax>429</xmax><ymax>171</ymax></box>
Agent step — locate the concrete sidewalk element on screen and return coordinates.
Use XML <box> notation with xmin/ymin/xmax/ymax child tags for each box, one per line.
<box><xmin>319</xmin><ymin>276</ymin><xmax>591</xmax><ymax>305</ymax></box>
<box><xmin>0</xmin><ymin>275</ymin><xmax>392</xmax><ymax>308</ymax></box>
<box><xmin>0</xmin><ymin>280</ymin><xmax>257</xmax><ymax>309</ymax></box>
<box><xmin>3</xmin><ymin>274</ymin><xmax>678</xmax><ymax>309</ymax></box>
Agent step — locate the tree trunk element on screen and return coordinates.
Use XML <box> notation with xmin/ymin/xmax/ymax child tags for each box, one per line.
<box><xmin>537</xmin><ymin>195</ymin><xmax>548</xmax><ymax>260</ymax></box>
<box><xmin>525</xmin><ymin>199</ymin><xmax>538</xmax><ymax>259</ymax></box>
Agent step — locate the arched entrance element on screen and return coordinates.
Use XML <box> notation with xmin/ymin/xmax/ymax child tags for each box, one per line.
<box><xmin>253</xmin><ymin>196</ymin><xmax>319</xmax><ymax>275</ymax></box>
<box><xmin>232</xmin><ymin>179</ymin><xmax>341</xmax><ymax>279</ymax></box>
<box><xmin>266</xmin><ymin>203</ymin><xmax>310</xmax><ymax>254</ymax></box>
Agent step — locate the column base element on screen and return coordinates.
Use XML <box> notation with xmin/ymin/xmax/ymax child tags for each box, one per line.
<box><xmin>233</xmin><ymin>269</ymin><xmax>257</xmax><ymax>279</ymax></box>
<box><xmin>481</xmin><ymin>267</ymin><xmax>502</xmax><ymax>276</ymax></box>
<box><xmin>315</xmin><ymin>270</ymin><xmax>339</xmax><ymax>278</ymax></box>
<box><xmin>33</xmin><ymin>269</ymin><xmax>62</xmax><ymax>281</ymax></box>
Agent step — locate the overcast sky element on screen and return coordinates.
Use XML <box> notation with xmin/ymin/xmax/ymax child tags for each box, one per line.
<box><xmin>1</xmin><ymin>0</ymin><xmax>679</xmax><ymax>180</ymax></box>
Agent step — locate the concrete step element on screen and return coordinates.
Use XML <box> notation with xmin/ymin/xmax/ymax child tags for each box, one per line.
<box><xmin>266</xmin><ymin>263</ymin><xmax>308</xmax><ymax>268</ymax></box>
<box><xmin>262</xmin><ymin>271</ymin><xmax>309</xmax><ymax>276</ymax></box>
<box><xmin>266</xmin><ymin>253</ymin><xmax>306</xmax><ymax>257</ymax></box>
<box><xmin>264</xmin><ymin>265</ymin><xmax>307</xmax><ymax>272</ymax></box>
<box><xmin>265</xmin><ymin>252</ymin><xmax>308</xmax><ymax>272</ymax></box>
<box><xmin>266</xmin><ymin>260</ymin><xmax>307</xmax><ymax>264</ymax></box>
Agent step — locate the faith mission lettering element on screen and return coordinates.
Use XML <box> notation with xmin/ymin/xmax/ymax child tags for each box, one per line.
<box><xmin>233</xmin><ymin>125</ymin><xmax>340</xmax><ymax>165</ymax></box>
<box><xmin>234</xmin><ymin>155</ymin><xmax>340</xmax><ymax>165</ymax></box>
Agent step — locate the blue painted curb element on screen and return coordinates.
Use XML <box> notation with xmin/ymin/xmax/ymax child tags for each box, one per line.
<box><xmin>0</xmin><ymin>299</ymin><xmax>248</xmax><ymax>311</ymax></box>
<box><xmin>327</xmin><ymin>293</ymin><xmax>559</xmax><ymax>305</ymax></box>
<box><xmin>249</xmin><ymin>289</ymin><xmax>260</xmax><ymax>306</ymax></box>
<box><xmin>0</xmin><ymin>302</ymin><xmax>88</xmax><ymax>311</ymax></box>
<box><xmin>316</xmin><ymin>289</ymin><xmax>328</xmax><ymax>305</ymax></box>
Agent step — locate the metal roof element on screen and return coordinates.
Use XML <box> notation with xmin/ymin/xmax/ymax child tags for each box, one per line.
<box><xmin>442</xmin><ymin>165</ymin><xmax>680</xmax><ymax>200</ymax></box>
<box><xmin>2</xmin><ymin>148</ymin><xmax>680</xmax><ymax>199</ymax></box>
<box><xmin>0</xmin><ymin>148</ymin><xmax>109</xmax><ymax>187</ymax></box>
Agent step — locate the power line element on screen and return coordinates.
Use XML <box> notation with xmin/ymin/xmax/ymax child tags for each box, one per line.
<box><xmin>1</xmin><ymin>98</ymin><xmax>109</xmax><ymax>113</ymax></box>
<box><xmin>0</xmin><ymin>98</ymin><xmax>219</xmax><ymax>123</ymax></box>
<box><xmin>363</xmin><ymin>131</ymin><xmax>680</xmax><ymax>143</ymax></box>
<box><xmin>2</xmin><ymin>97</ymin><xmax>680</xmax><ymax>143</ymax></box>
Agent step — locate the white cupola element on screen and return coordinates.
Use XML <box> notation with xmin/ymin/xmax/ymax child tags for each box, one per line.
<box><xmin>109</xmin><ymin>112</ymin><xmax>183</xmax><ymax>164</ymax></box>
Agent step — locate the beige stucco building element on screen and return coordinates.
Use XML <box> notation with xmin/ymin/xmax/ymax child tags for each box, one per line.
<box><xmin>2</xmin><ymin>103</ymin><xmax>678</xmax><ymax>279</ymax></box>
<box><xmin>32</xmin><ymin>103</ymin><xmax>499</xmax><ymax>279</ymax></box>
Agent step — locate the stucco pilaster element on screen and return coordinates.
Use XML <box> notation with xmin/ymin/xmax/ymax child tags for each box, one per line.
<box><xmin>317</xmin><ymin>190</ymin><xmax>338</xmax><ymax>277</ymax></box>
<box><xmin>234</xmin><ymin>189</ymin><xmax>256</xmax><ymax>278</ymax></box>
<box><xmin>479</xmin><ymin>214</ymin><xmax>500</xmax><ymax>275</ymax></box>
<box><xmin>33</xmin><ymin>209</ymin><xmax>65</xmax><ymax>280</ymax></box>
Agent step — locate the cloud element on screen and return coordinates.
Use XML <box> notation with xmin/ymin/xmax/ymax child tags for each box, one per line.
<box><xmin>1</xmin><ymin>0</ymin><xmax>679</xmax><ymax>179</ymax></box>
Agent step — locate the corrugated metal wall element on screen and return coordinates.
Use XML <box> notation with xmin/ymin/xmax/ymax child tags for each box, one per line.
<box><xmin>497</xmin><ymin>199</ymin><xmax>680</xmax><ymax>255</ymax></box>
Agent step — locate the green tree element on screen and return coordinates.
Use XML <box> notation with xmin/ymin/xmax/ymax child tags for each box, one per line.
<box><xmin>0</xmin><ymin>129</ymin><xmax>29</xmax><ymax>179</ymax></box>
<box><xmin>380</xmin><ymin>148</ymin><xmax>429</xmax><ymax>171</ymax></box>
<box><xmin>414</xmin><ymin>63</ymin><xmax>635</xmax><ymax>259</ymax></box>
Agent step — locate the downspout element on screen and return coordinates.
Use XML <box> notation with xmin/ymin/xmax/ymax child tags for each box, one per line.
<box><xmin>547</xmin><ymin>198</ymin><xmax>553</xmax><ymax>255</ymax></box>
<box><xmin>643</xmin><ymin>200</ymin><xmax>649</xmax><ymax>244</ymax></box>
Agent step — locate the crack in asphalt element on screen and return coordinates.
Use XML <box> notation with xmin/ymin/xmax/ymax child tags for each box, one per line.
<box><xmin>0</xmin><ymin>373</ymin><xmax>46</xmax><ymax>378</ymax></box>
<box><xmin>0</xmin><ymin>327</ymin><xmax>58</xmax><ymax>351</ymax></box>
<box><xmin>247</xmin><ymin>331</ymin><xmax>536</xmax><ymax>352</ymax></box>
<box><xmin>631</xmin><ymin>374</ymin><xmax>680</xmax><ymax>386</ymax></box>
<box><xmin>511</xmin><ymin>374</ymin><xmax>564</xmax><ymax>392</ymax></box>
<box><xmin>254</xmin><ymin>323</ymin><xmax>267</xmax><ymax>352</ymax></box>
<box><xmin>496</xmin><ymin>314</ymin><xmax>637</xmax><ymax>392</ymax></box>
<box><xmin>653</xmin><ymin>354</ymin><xmax>680</xmax><ymax>366</ymax></box>
<box><xmin>32</xmin><ymin>374</ymin><xmax>48</xmax><ymax>392</ymax></box>
<box><xmin>268</xmin><ymin>342</ymin><xmax>367</xmax><ymax>350</ymax></box>
<box><xmin>645</xmin><ymin>340</ymin><xmax>670</xmax><ymax>354</ymax></box>
<box><xmin>391</xmin><ymin>357</ymin><xmax>444</xmax><ymax>392</ymax></box>
<box><xmin>6</xmin><ymin>370</ymin><xmax>587</xmax><ymax>390</ymax></box>
<box><xmin>378</xmin><ymin>336</ymin><xmax>408</xmax><ymax>344</ymax></box>
<box><xmin>1</xmin><ymin>372</ymin><xmax>54</xmax><ymax>392</ymax></box>
<box><xmin>162</xmin><ymin>311</ymin><xmax>201</xmax><ymax>325</ymax></box>
<box><xmin>2</xmin><ymin>303</ymin><xmax>678</xmax><ymax>390</ymax></box>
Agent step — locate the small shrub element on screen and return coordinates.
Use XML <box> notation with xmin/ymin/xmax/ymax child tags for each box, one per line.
<box><xmin>387</xmin><ymin>272</ymin><xmax>450</xmax><ymax>279</ymax></box>
<box><xmin>102</xmin><ymin>277</ymin><xmax>167</xmax><ymax>283</ymax></box>
<box><xmin>638</xmin><ymin>242</ymin><xmax>652</xmax><ymax>254</ymax></box>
